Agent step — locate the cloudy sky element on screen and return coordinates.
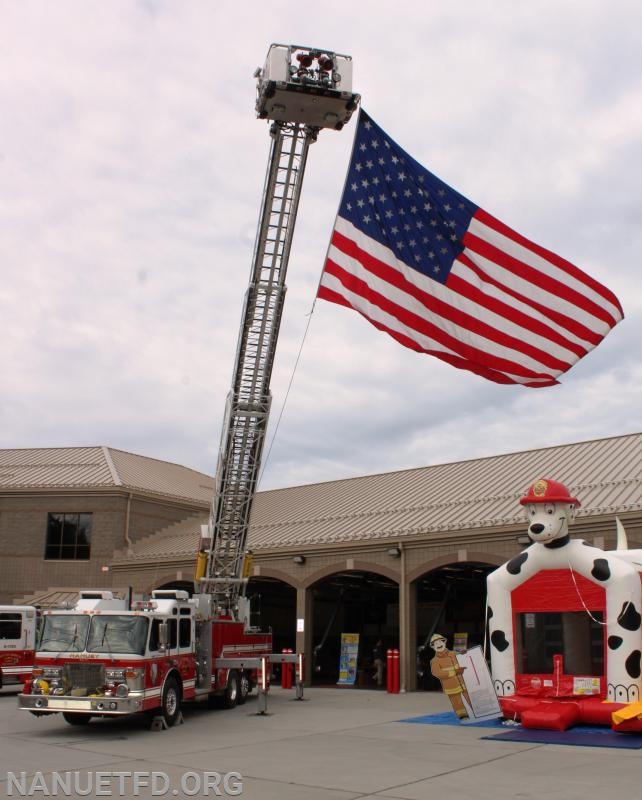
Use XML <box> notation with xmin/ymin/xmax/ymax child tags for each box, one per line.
<box><xmin>2</xmin><ymin>0</ymin><xmax>640</xmax><ymax>491</ymax></box>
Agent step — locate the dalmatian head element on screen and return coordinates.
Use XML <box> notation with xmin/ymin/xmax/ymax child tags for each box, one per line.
<box><xmin>520</xmin><ymin>478</ymin><xmax>581</xmax><ymax>546</ymax></box>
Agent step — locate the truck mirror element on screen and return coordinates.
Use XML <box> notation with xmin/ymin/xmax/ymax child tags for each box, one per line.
<box><xmin>158</xmin><ymin>622</ymin><xmax>169</xmax><ymax>651</ymax></box>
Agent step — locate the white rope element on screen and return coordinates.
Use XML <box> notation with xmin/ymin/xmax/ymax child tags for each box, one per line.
<box><xmin>258</xmin><ymin>304</ymin><xmax>315</xmax><ymax>489</ymax></box>
<box><xmin>567</xmin><ymin>555</ymin><xmax>632</xmax><ymax>627</ymax></box>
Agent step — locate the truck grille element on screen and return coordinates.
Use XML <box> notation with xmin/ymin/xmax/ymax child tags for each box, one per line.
<box><xmin>62</xmin><ymin>662</ymin><xmax>105</xmax><ymax>691</ymax></box>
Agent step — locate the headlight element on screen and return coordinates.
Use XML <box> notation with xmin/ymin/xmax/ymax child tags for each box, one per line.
<box><xmin>105</xmin><ymin>669</ymin><xmax>126</xmax><ymax>681</ymax></box>
<box><xmin>43</xmin><ymin>667</ymin><xmax>62</xmax><ymax>679</ymax></box>
<box><xmin>125</xmin><ymin>668</ymin><xmax>143</xmax><ymax>691</ymax></box>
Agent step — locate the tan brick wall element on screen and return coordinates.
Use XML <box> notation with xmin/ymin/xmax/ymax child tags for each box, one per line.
<box><xmin>0</xmin><ymin>491</ymin><xmax>206</xmax><ymax>604</ymax></box>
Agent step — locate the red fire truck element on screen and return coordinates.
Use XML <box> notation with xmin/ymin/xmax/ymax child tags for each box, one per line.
<box><xmin>0</xmin><ymin>606</ymin><xmax>38</xmax><ymax>689</ymax></box>
<box><xmin>19</xmin><ymin>589</ymin><xmax>274</xmax><ymax>726</ymax></box>
<box><xmin>18</xmin><ymin>44</ymin><xmax>357</xmax><ymax>727</ymax></box>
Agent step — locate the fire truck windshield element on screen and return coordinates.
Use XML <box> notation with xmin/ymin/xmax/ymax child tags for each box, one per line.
<box><xmin>87</xmin><ymin>615</ymin><xmax>149</xmax><ymax>656</ymax></box>
<box><xmin>38</xmin><ymin>615</ymin><xmax>89</xmax><ymax>652</ymax></box>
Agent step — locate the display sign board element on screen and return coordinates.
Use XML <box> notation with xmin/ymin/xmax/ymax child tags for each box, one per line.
<box><xmin>456</xmin><ymin>646</ymin><xmax>502</xmax><ymax>724</ymax></box>
<box><xmin>337</xmin><ymin>633</ymin><xmax>360</xmax><ymax>685</ymax></box>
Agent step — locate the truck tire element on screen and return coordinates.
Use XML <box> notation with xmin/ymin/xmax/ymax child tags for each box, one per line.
<box><xmin>62</xmin><ymin>712</ymin><xmax>92</xmax><ymax>725</ymax></box>
<box><xmin>222</xmin><ymin>670</ymin><xmax>239</xmax><ymax>709</ymax></box>
<box><xmin>237</xmin><ymin>671</ymin><xmax>249</xmax><ymax>706</ymax></box>
<box><xmin>161</xmin><ymin>676</ymin><xmax>182</xmax><ymax>727</ymax></box>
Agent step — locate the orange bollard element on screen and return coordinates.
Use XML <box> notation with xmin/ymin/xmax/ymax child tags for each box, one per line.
<box><xmin>392</xmin><ymin>648</ymin><xmax>400</xmax><ymax>694</ymax></box>
<box><xmin>386</xmin><ymin>648</ymin><xmax>393</xmax><ymax>693</ymax></box>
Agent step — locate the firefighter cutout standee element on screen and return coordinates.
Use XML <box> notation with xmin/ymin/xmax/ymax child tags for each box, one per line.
<box><xmin>429</xmin><ymin>633</ymin><xmax>472</xmax><ymax>719</ymax></box>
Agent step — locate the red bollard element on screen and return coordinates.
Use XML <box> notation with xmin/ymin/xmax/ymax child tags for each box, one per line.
<box><xmin>281</xmin><ymin>649</ymin><xmax>289</xmax><ymax>689</ymax></box>
<box><xmin>392</xmin><ymin>648</ymin><xmax>400</xmax><ymax>694</ymax></box>
<box><xmin>386</xmin><ymin>648</ymin><xmax>393</xmax><ymax>693</ymax></box>
<box><xmin>286</xmin><ymin>648</ymin><xmax>293</xmax><ymax>689</ymax></box>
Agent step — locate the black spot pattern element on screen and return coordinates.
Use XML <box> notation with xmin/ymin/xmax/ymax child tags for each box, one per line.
<box><xmin>608</xmin><ymin>635</ymin><xmax>623</xmax><ymax>650</ymax></box>
<box><xmin>506</xmin><ymin>552</ymin><xmax>529</xmax><ymax>575</ymax></box>
<box><xmin>591</xmin><ymin>558</ymin><xmax>611</xmax><ymax>582</ymax></box>
<box><xmin>618</xmin><ymin>603</ymin><xmax>642</xmax><ymax>632</ymax></box>
<box><xmin>491</xmin><ymin>630</ymin><xmax>509</xmax><ymax>652</ymax></box>
<box><xmin>625</xmin><ymin>650</ymin><xmax>642</xmax><ymax>680</ymax></box>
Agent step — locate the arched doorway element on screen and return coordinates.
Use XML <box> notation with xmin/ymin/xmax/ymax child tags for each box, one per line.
<box><xmin>154</xmin><ymin>579</ymin><xmax>196</xmax><ymax>595</ymax></box>
<box><xmin>414</xmin><ymin>562</ymin><xmax>495</xmax><ymax>690</ymax></box>
<box><xmin>246</xmin><ymin>576</ymin><xmax>296</xmax><ymax>656</ymax></box>
<box><xmin>310</xmin><ymin>570</ymin><xmax>398</xmax><ymax>686</ymax></box>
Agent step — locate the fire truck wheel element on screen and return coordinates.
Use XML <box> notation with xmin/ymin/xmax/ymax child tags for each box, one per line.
<box><xmin>237</xmin><ymin>671</ymin><xmax>249</xmax><ymax>705</ymax></box>
<box><xmin>161</xmin><ymin>676</ymin><xmax>182</xmax><ymax>727</ymax></box>
<box><xmin>223</xmin><ymin>670</ymin><xmax>239</xmax><ymax>709</ymax></box>
<box><xmin>62</xmin><ymin>712</ymin><xmax>92</xmax><ymax>725</ymax></box>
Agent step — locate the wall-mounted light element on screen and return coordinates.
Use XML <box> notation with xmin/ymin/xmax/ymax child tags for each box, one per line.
<box><xmin>387</xmin><ymin>547</ymin><xmax>401</xmax><ymax>558</ymax></box>
<box><xmin>293</xmin><ymin>554</ymin><xmax>306</xmax><ymax>565</ymax></box>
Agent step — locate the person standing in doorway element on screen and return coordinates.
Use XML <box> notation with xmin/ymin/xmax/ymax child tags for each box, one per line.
<box><xmin>372</xmin><ymin>639</ymin><xmax>385</xmax><ymax>687</ymax></box>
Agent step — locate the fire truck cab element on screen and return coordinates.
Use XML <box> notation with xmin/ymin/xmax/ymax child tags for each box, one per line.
<box><xmin>0</xmin><ymin>605</ymin><xmax>39</xmax><ymax>689</ymax></box>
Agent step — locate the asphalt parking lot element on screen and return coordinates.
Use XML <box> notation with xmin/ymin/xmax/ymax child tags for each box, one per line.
<box><xmin>0</xmin><ymin>683</ymin><xmax>640</xmax><ymax>799</ymax></box>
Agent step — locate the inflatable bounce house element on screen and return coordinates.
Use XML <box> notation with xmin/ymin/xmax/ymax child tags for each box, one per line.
<box><xmin>487</xmin><ymin>478</ymin><xmax>642</xmax><ymax>732</ymax></box>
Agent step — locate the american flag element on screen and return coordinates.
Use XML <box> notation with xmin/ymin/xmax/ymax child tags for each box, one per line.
<box><xmin>318</xmin><ymin>109</ymin><xmax>623</xmax><ymax>387</ymax></box>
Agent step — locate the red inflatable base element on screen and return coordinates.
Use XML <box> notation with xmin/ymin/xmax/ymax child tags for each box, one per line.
<box><xmin>499</xmin><ymin>695</ymin><xmax>642</xmax><ymax>733</ymax></box>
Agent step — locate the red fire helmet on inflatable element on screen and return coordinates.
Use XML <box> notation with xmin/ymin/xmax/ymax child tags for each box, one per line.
<box><xmin>519</xmin><ymin>478</ymin><xmax>581</xmax><ymax>508</ymax></box>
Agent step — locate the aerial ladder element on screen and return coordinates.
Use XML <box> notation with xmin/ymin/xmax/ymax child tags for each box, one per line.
<box><xmin>196</xmin><ymin>44</ymin><xmax>360</xmax><ymax>620</ymax></box>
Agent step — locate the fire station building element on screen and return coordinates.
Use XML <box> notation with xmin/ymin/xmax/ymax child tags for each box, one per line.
<box><xmin>1</xmin><ymin>432</ymin><xmax>640</xmax><ymax>691</ymax></box>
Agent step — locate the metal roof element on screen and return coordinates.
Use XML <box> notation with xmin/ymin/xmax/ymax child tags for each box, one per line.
<box><xmin>111</xmin><ymin>432</ymin><xmax>642</xmax><ymax>563</ymax></box>
<box><xmin>0</xmin><ymin>446</ymin><xmax>213</xmax><ymax>505</ymax></box>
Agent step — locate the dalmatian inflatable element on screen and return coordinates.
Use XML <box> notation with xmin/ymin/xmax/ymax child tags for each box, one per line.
<box><xmin>487</xmin><ymin>478</ymin><xmax>642</xmax><ymax>704</ymax></box>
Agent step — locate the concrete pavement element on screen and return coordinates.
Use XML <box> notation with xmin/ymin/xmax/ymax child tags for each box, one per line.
<box><xmin>0</xmin><ymin>684</ymin><xmax>639</xmax><ymax>799</ymax></box>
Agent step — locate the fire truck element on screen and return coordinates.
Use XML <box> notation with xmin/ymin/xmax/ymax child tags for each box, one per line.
<box><xmin>0</xmin><ymin>606</ymin><xmax>38</xmax><ymax>689</ymax></box>
<box><xmin>18</xmin><ymin>44</ymin><xmax>359</xmax><ymax>727</ymax></box>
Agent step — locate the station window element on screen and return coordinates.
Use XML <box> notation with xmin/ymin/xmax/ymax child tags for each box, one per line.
<box><xmin>45</xmin><ymin>513</ymin><xmax>92</xmax><ymax>560</ymax></box>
